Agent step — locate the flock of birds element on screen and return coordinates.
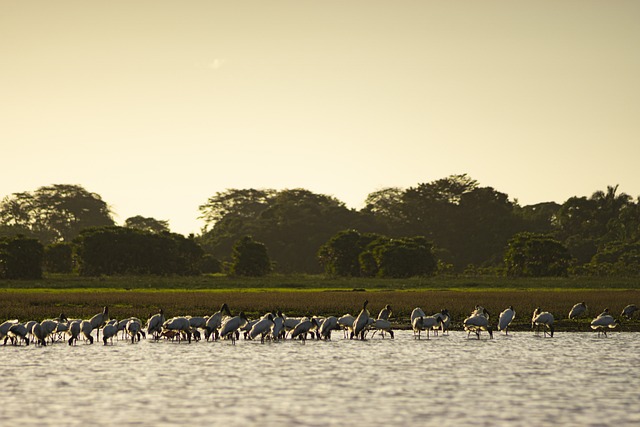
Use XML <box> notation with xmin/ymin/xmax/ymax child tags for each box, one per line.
<box><xmin>1</xmin><ymin>301</ymin><xmax>638</xmax><ymax>347</ymax></box>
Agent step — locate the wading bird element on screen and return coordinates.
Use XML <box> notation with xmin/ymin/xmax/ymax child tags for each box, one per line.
<box><xmin>532</xmin><ymin>308</ymin><xmax>554</xmax><ymax>337</ymax></box>
<box><xmin>219</xmin><ymin>312</ymin><xmax>248</xmax><ymax>344</ymax></box>
<box><xmin>146</xmin><ymin>309</ymin><xmax>165</xmax><ymax>340</ymax></box>
<box><xmin>89</xmin><ymin>307</ymin><xmax>109</xmax><ymax>341</ymax></box>
<box><xmin>463</xmin><ymin>311</ymin><xmax>493</xmax><ymax>340</ymax></box>
<box><xmin>352</xmin><ymin>300</ymin><xmax>371</xmax><ymax>340</ymax></box>
<box><xmin>621</xmin><ymin>304</ymin><xmax>638</xmax><ymax>320</ymax></box>
<box><xmin>568</xmin><ymin>302</ymin><xmax>588</xmax><ymax>320</ymax></box>
<box><xmin>590</xmin><ymin>311</ymin><xmax>618</xmax><ymax>337</ymax></box>
<box><xmin>498</xmin><ymin>306</ymin><xmax>515</xmax><ymax>335</ymax></box>
<box><xmin>377</xmin><ymin>305</ymin><xmax>392</xmax><ymax>321</ymax></box>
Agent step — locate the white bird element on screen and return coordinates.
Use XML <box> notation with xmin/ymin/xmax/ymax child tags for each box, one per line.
<box><xmin>219</xmin><ymin>312</ymin><xmax>248</xmax><ymax>344</ymax></box>
<box><xmin>621</xmin><ymin>304</ymin><xmax>638</xmax><ymax>319</ymax></box>
<box><xmin>464</xmin><ymin>312</ymin><xmax>493</xmax><ymax>340</ymax></box>
<box><xmin>370</xmin><ymin>319</ymin><xmax>394</xmax><ymax>339</ymax></box>
<box><xmin>283</xmin><ymin>315</ymin><xmax>303</xmax><ymax>336</ymax></box>
<box><xmin>126</xmin><ymin>318</ymin><xmax>144</xmax><ymax>343</ymax></box>
<box><xmin>413</xmin><ymin>315</ymin><xmax>444</xmax><ymax>340</ymax></box>
<box><xmin>23</xmin><ymin>320</ymin><xmax>38</xmax><ymax>344</ymax></box>
<box><xmin>248</xmin><ymin>314</ymin><xmax>275</xmax><ymax>343</ymax></box>
<box><xmin>377</xmin><ymin>304</ymin><xmax>392</xmax><ymax>321</ymax></box>
<box><xmin>352</xmin><ymin>300</ymin><xmax>370</xmax><ymax>340</ymax></box>
<box><xmin>32</xmin><ymin>322</ymin><xmax>47</xmax><ymax>346</ymax></box>
<box><xmin>472</xmin><ymin>306</ymin><xmax>490</xmax><ymax>320</ymax></box>
<box><xmin>337</xmin><ymin>314</ymin><xmax>355</xmax><ymax>339</ymax></box>
<box><xmin>410</xmin><ymin>307</ymin><xmax>427</xmax><ymax>324</ymax></box>
<box><xmin>412</xmin><ymin>316</ymin><xmax>425</xmax><ymax>339</ymax></box>
<box><xmin>163</xmin><ymin>317</ymin><xmax>193</xmax><ymax>343</ymax></box>
<box><xmin>67</xmin><ymin>320</ymin><xmax>81</xmax><ymax>346</ymax></box>
<box><xmin>591</xmin><ymin>312</ymin><xmax>618</xmax><ymax>337</ymax></box>
<box><xmin>187</xmin><ymin>316</ymin><xmax>207</xmax><ymax>341</ymax></box>
<box><xmin>531</xmin><ymin>308</ymin><xmax>554</xmax><ymax>337</ymax></box>
<box><xmin>89</xmin><ymin>306</ymin><xmax>109</xmax><ymax>341</ymax></box>
<box><xmin>290</xmin><ymin>318</ymin><xmax>319</xmax><ymax>342</ymax></box>
<box><xmin>8</xmin><ymin>323</ymin><xmax>30</xmax><ymax>346</ymax></box>
<box><xmin>569</xmin><ymin>302</ymin><xmax>588</xmax><ymax>320</ymax></box>
<box><xmin>433</xmin><ymin>309</ymin><xmax>451</xmax><ymax>335</ymax></box>
<box><xmin>146</xmin><ymin>308</ymin><xmax>165</xmax><ymax>340</ymax></box>
<box><xmin>39</xmin><ymin>319</ymin><xmax>60</xmax><ymax>344</ymax></box>
<box><xmin>0</xmin><ymin>319</ymin><xmax>19</xmax><ymax>344</ymax></box>
<box><xmin>318</xmin><ymin>316</ymin><xmax>339</xmax><ymax>340</ymax></box>
<box><xmin>205</xmin><ymin>303</ymin><xmax>231</xmax><ymax>341</ymax></box>
<box><xmin>271</xmin><ymin>311</ymin><xmax>286</xmax><ymax>340</ymax></box>
<box><xmin>498</xmin><ymin>306</ymin><xmax>516</xmax><ymax>335</ymax></box>
<box><xmin>102</xmin><ymin>322</ymin><xmax>118</xmax><ymax>345</ymax></box>
<box><xmin>80</xmin><ymin>320</ymin><xmax>94</xmax><ymax>344</ymax></box>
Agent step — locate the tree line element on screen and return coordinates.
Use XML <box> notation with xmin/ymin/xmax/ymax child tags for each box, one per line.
<box><xmin>1</xmin><ymin>177</ymin><xmax>639</xmax><ymax>279</ymax></box>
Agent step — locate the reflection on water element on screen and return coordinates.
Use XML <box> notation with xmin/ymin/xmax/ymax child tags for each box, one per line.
<box><xmin>1</xmin><ymin>331</ymin><xmax>639</xmax><ymax>426</ymax></box>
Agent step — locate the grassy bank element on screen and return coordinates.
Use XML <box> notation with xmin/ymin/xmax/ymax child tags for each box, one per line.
<box><xmin>1</xmin><ymin>273</ymin><xmax>639</xmax><ymax>291</ymax></box>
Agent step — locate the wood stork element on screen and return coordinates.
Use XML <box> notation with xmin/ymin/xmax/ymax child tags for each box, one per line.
<box><xmin>80</xmin><ymin>320</ymin><xmax>94</xmax><ymax>344</ymax></box>
<box><xmin>591</xmin><ymin>312</ymin><xmax>618</xmax><ymax>337</ymax></box>
<box><xmin>377</xmin><ymin>304</ymin><xmax>392</xmax><ymax>321</ymax></box>
<box><xmin>370</xmin><ymin>319</ymin><xmax>394</xmax><ymax>339</ymax></box>
<box><xmin>337</xmin><ymin>314</ymin><xmax>355</xmax><ymax>339</ymax></box>
<box><xmin>463</xmin><ymin>313</ymin><xmax>493</xmax><ymax>339</ymax></box>
<box><xmin>568</xmin><ymin>302</ymin><xmax>588</xmax><ymax>320</ymax></box>
<box><xmin>318</xmin><ymin>316</ymin><xmax>339</xmax><ymax>340</ymax></box>
<box><xmin>271</xmin><ymin>311</ymin><xmax>286</xmax><ymax>340</ymax></box>
<box><xmin>8</xmin><ymin>324</ymin><xmax>29</xmax><ymax>346</ymax></box>
<box><xmin>89</xmin><ymin>306</ymin><xmax>109</xmax><ymax>341</ymax></box>
<box><xmin>67</xmin><ymin>320</ymin><xmax>81</xmax><ymax>346</ymax></box>
<box><xmin>248</xmin><ymin>314</ymin><xmax>275</xmax><ymax>343</ymax></box>
<box><xmin>219</xmin><ymin>312</ymin><xmax>248</xmax><ymax>344</ymax></box>
<box><xmin>126</xmin><ymin>318</ymin><xmax>144</xmax><ymax>343</ymax></box>
<box><xmin>39</xmin><ymin>319</ymin><xmax>60</xmax><ymax>344</ymax></box>
<box><xmin>205</xmin><ymin>303</ymin><xmax>231</xmax><ymax>340</ymax></box>
<box><xmin>410</xmin><ymin>307</ymin><xmax>427</xmax><ymax>324</ymax></box>
<box><xmin>32</xmin><ymin>322</ymin><xmax>47</xmax><ymax>346</ymax></box>
<box><xmin>290</xmin><ymin>318</ymin><xmax>319</xmax><ymax>342</ymax></box>
<box><xmin>472</xmin><ymin>306</ymin><xmax>490</xmax><ymax>320</ymax></box>
<box><xmin>531</xmin><ymin>308</ymin><xmax>554</xmax><ymax>337</ymax></box>
<box><xmin>425</xmin><ymin>308</ymin><xmax>451</xmax><ymax>335</ymax></box>
<box><xmin>0</xmin><ymin>320</ymin><xmax>18</xmax><ymax>345</ymax></box>
<box><xmin>498</xmin><ymin>306</ymin><xmax>515</xmax><ymax>335</ymax></box>
<box><xmin>163</xmin><ymin>317</ymin><xmax>192</xmax><ymax>343</ymax></box>
<box><xmin>102</xmin><ymin>322</ymin><xmax>118</xmax><ymax>345</ymax></box>
<box><xmin>352</xmin><ymin>300</ymin><xmax>371</xmax><ymax>340</ymax></box>
<box><xmin>146</xmin><ymin>309</ymin><xmax>165</xmax><ymax>340</ymax></box>
<box><xmin>621</xmin><ymin>304</ymin><xmax>638</xmax><ymax>319</ymax></box>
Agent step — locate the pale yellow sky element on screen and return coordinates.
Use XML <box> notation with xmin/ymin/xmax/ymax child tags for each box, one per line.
<box><xmin>2</xmin><ymin>1</ymin><xmax>639</xmax><ymax>235</ymax></box>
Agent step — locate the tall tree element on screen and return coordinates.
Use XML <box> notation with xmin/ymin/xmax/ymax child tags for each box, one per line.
<box><xmin>125</xmin><ymin>215</ymin><xmax>170</xmax><ymax>234</ymax></box>
<box><xmin>504</xmin><ymin>232</ymin><xmax>572</xmax><ymax>277</ymax></box>
<box><xmin>0</xmin><ymin>184</ymin><xmax>114</xmax><ymax>244</ymax></box>
<box><xmin>198</xmin><ymin>188</ymin><xmax>367</xmax><ymax>273</ymax></box>
<box><xmin>0</xmin><ymin>235</ymin><xmax>44</xmax><ymax>279</ymax></box>
<box><xmin>230</xmin><ymin>236</ymin><xmax>271</xmax><ymax>277</ymax></box>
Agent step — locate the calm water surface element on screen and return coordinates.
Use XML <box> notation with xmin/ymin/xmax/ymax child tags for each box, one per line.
<box><xmin>1</xmin><ymin>331</ymin><xmax>638</xmax><ymax>426</ymax></box>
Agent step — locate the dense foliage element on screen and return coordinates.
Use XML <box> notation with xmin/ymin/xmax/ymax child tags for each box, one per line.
<box><xmin>504</xmin><ymin>232</ymin><xmax>572</xmax><ymax>277</ymax></box>
<box><xmin>75</xmin><ymin>226</ymin><xmax>203</xmax><ymax>276</ymax></box>
<box><xmin>2</xmin><ymin>177</ymin><xmax>640</xmax><ymax>278</ymax></box>
<box><xmin>44</xmin><ymin>242</ymin><xmax>74</xmax><ymax>274</ymax></box>
<box><xmin>0</xmin><ymin>184</ymin><xmax>114</xmax><ymax>244</ymax></box>
<box><xmin>318</xmin><ymin>230</ymin><xmax>437</xmax><ymax>278</ymax></box>
<box><xmin>0</xmin><ymin>235</ymin><xmax>44</xmax><ymax>279</ymax></box>
<box><xmin>230</xmin><ymin>236</ymin><xmax>271</xmax><ymax>277</ymax></box>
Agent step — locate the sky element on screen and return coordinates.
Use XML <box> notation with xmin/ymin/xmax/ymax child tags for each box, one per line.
<box><xmin>2</xmin><ymin>1</ymin><xmax>639</xmax><ymax>235</ymax></box>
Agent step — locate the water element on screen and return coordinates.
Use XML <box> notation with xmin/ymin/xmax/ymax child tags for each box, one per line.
<box><xmin>1</xmin><ymin>331</ymin><xmax>638</xmax><ymax>426</ymax></box>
